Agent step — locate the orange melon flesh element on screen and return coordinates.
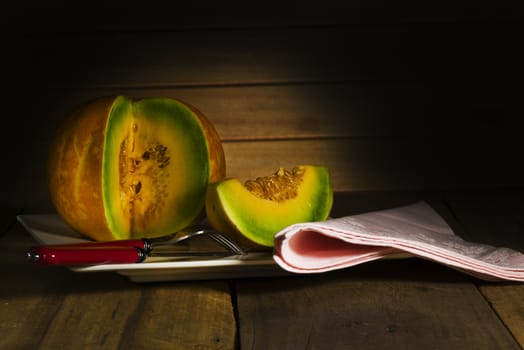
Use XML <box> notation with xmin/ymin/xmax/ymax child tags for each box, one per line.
<box><xmin>205</xmin><ymin>165</ymin><xmax>333</xmax><ymax>249</ymax></box>
<box><xmin>47</xmin><ymin>96</ymin><xmax>225</xmax><ymax>241</ymax></box>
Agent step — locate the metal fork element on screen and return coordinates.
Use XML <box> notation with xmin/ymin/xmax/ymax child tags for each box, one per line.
<box><xmin>27</xmin><ymin>228</ymin><xmax>247</xmax><ymax>265</ymax></box>
<box><xmin>151</xmin><ymin>229</ymin><xmax>246</xmax><ymax>256</ymax></box>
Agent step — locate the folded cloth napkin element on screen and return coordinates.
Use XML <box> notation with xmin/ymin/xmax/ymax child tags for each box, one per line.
<box><xmin>273</xmin><ymin>201</ymin><xmax>524</xmax><ymax>281</ymax></box>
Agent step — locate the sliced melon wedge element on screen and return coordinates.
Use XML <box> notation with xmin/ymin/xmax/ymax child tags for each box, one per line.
<box><xmin>205</xmin><ymin>165</ymin><xmax>333</xmax><ymax>249</ymax></box>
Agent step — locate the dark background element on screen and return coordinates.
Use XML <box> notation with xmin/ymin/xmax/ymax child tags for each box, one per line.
<box><xmin>2</xmin><ymin>1</ymin><xmax>524</xmax><ymax>230</ymax></box>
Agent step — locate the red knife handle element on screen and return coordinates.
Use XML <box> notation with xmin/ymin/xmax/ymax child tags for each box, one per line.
<box><xmin>46</xmin><ymin>239</ymin><xmax>147</xmax><ymax>251</ymax></box>
<box><xmin>26</xmin><ymin>246</ymin><xmax>146</xmax><ymax>265</ymax></box>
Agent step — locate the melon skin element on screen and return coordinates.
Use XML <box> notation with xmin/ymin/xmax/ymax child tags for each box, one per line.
<box><xmin>47</xmin><ymin>95</ymin><xmax>225</xmax><ymax>241</ymax></box>
<box><xmin>205</xmin><ymin>165</ymin><xmax>333</xmax><ymax>249</ymax></box>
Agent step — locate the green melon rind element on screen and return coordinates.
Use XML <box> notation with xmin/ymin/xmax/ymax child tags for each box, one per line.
<box><xmin>215</xmin><ymin>166</ymin><xmax>333</xmax><ymax>247</ymax></box>
<box><xmin>102</xmin><ymin>96</ymin><xmax>211</xmax><ymax>238</ymax></box>
<box><xmin>102</xmin><ymin>96</ymin><xmax>131</xmax><ymax>239</ymax></box>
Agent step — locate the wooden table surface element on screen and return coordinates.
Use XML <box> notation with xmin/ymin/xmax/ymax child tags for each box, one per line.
<box><xmin>1</xmin><ymin>191</ymin><xmax>523</xmax><ymax>350</ymax></box>
<box><xmin>2</xmin><ymin>3</ymin><xmax>524</xmax><ymax>349</ymax></box>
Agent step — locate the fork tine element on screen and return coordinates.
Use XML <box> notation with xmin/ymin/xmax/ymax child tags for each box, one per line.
<box><xmin>152</xmin><ymin>228</ymin><xmax>247</xmax><ymax>256</ymax></box>
<box><xmin>220</xmin><ymin>234</ymin><xmax>246</xmax><ymax>255</ymax></box>
<box><xmin>206</xmin><ymin>231</ymin><xmax>246</xmax><ymax>255</ymax></box>
<box><xmin>206</xmin><ymin>232</ymin><xmax>239</xmax><ymax>254</ymax></box>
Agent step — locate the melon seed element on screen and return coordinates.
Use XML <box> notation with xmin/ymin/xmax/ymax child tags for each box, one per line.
<box><xmin>244</xmin><ymin>166</ymin><xmax>304</xmax><ymax>202</ymax></box>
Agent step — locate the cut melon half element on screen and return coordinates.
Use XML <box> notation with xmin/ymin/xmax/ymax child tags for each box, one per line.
<box><xmin>47</xmin><ymin>96</ymin><xmax>225</xmax><ymax>241</ymax></box>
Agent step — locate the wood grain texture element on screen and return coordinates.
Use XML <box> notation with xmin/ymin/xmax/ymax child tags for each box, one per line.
<box><xmin>478</xmin><ymin>284</ymin><xmax>524</xmax><ymax>346</ymax></box>
<box><xmin>235</xmin><ymin>260</ymin><xmax>520</xmax><ymax>350</ymax></box>
<box><xmin>0</xmin><ymin>225</ymin><xmax>236</xmax><ymax>350</ymax></box>
<box><xmin>15</xmin><ymin>80</ymin><xmax>524</xmax><ymax>143</ymax></box>
<box><xmin>235</xmin><ymin>192</ymin><xmax>524</xmax><ymax>349</ymax></box>
<box><xmin>2</xmin><ymin>191</ymin><xmax>524</xmax><ymax>350</ymax></box>
<box><xmin>223</xmin><ymin>138</ymin><xmax>524</xmax><ymax>192</ymax></box>
<box><xmin>116</xmin><ymin>283</ymin><xmax>236</xmax><ymax>350</ymax></box>
<box><xmin>1</xmin><ymin>4</ymin><xmax>524</xmax><ymax>349</ymax></box>
<box><xmin>3</xmin><ymin>11</ymin><xmax>523</xmax><ymax>218</ymax></box>
<box><xmin>7</xmin><ymin>82</ymin><xmax>522</xmax><ymax>216</ymax></box>
<box><xmin>444</xmin><ymin>191</ymin><xmax>524</xmax><ymax>347</ymax></box>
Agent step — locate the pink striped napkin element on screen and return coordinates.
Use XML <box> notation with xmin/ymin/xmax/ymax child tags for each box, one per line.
<box><xmin>273</xmin><ymin>202</ymin><xmax>524</xmax><ymax>281</ymax></box>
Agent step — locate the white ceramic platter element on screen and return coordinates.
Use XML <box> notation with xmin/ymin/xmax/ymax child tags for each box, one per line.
<box><xmin>17</xmin><ymin>214</ymin><xmax>290</xmax><ymax>282</ymax></box>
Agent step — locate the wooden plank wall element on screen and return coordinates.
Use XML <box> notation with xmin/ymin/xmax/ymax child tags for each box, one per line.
<box><xmin>2</xmin><ymin>2</ymin><xmax>523</xmax><ymax>227</ymax></box>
